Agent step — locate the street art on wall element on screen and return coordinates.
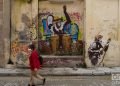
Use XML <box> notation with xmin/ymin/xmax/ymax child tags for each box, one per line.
<box><xmin>10</xmin><ymin>0</ymin><xmax>85</xmax><ymax>67</ymax></box>
<box><xmin>11</xmin><ymin>13</ymin><xmax>38</xmax><ymax>65</ymax></box>
<box><xmin>88</xmin><ymin>35</ymin><xmax>111</xmax><ymax>66</ymax></box>
<box><xmin>11</xmin><ymin>39</ymin><xmax>29</xmax><ymax>64</ymax></box>
<box><xmin>38</xmin><ymin>5</ymin><xmax>84</xmax><ymax>55</ymax></box>
<box><xmin>10</xmin><ymin>0</ymin><xmax>38</xmax><ymax>65</ymax></box>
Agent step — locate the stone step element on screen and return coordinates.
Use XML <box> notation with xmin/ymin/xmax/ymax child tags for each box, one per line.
<box><xmin>0</xmin><ymin>67</ymin><xmax>120</xmax><ymax>76</ymax></box>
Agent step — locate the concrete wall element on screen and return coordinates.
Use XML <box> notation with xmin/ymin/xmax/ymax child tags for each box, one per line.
<box><xmin>85</xmin><ymin>0</ymin><xmax>120</xmax><ymax>67</ymax></box>
<box><xmin>0</xmin><ymin>0</ymin><xmax>4</xmax><ymax>67</ymax></box>
<box><xmin>10</xmin><ymin>0</ymin><xmax>38</xmax><ymax>65</ymax></box>
<box><xmin>0</xmin><ymin>0</ymin><xmax>120</xmax><ymax>68</ymax></box>
<box><xmin>10</xmin><ymin>0</ymin><xmax>85</xmax><ymax>67</ymax></box>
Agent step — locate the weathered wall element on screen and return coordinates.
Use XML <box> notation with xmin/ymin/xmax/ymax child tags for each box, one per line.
<box><xmin>1</xmin><ymin>0</ymin><xmax>120</xmax><ymax>68</ymax></box>
<box><xmin>85</xmin><ymin>0</ymin><xmax>120</xmax><ymax>67</ymax></box>
<box><xmin>10</xmin><ymin>0</ymin><xmax>85</xmax><ymax>67</ymax></box>
<box><xmin>10</xmin><ymin>0</ymin><xmax>38</xmax><ymax>65</ymax></box>
<box><xmin>0</xmin><ymin>0</ymin><xmax>4</xmax><ymax>67</ymax></box>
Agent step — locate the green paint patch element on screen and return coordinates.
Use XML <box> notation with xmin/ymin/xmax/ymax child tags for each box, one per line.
<box><xmin>39</xmin><ymin>26</ymin><xmax>46</xmax><ymax>40</ymax></box>
<box><xmin>78</xmin><ymin>31</ymin><xmax>82</xmax><ymax>40</ymax></box>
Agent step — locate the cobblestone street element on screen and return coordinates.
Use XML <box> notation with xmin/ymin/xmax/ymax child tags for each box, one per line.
<box><xmin>0</xmin><ymin>75</ymin><xmax>119</xmax><ymax>86</ymax></box>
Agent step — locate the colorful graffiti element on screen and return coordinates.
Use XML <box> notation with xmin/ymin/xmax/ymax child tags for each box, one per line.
<box><xmin>69</xmin><ymin>12</ymin><xmax>83</xmax><ymax>23</ymax></box>
<box><xmin>10</xmin><ymin>1</ymin><xmax>84</xmax><ymax>66</ymax></box>
<box><xmin>11</xmin><ymin>38</ymin><xmax>29</xmax><ymax>64</ymax></box>
<box><xmin>38</xmin><ymin>5</ymin><xmax>83</xmax><ymax>55</ymax></box>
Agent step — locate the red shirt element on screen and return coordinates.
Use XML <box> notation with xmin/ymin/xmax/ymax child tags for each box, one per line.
<box><xmin>29</xmin><ymin>49</ymin><xmax>41</xmax><ymax>71</ymax></box>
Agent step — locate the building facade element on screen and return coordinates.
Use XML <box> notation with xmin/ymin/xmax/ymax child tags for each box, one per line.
<box><xmin>0</xmin><ymin>0</ymin><xmax>120</xmax><ymax>68</ymax></box>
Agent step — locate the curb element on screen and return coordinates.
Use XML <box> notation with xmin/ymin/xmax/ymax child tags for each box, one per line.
<box><xmin>0</xmin><ymin>67</ymin><xmax>120</xmax><ymax>76</ymax></box>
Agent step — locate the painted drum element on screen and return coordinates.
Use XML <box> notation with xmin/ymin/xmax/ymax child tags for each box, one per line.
<box><xmin>50</xmin><ymin>35</ymin><xmax>59</xmax><ymax>54</ymax></box>
<box><xmin>62</xmin><ymin>34</ymin><xmax>71</xmax><ymax>52</ymax></box>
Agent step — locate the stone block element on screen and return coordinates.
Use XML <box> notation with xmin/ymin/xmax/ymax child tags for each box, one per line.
<box><xmin>97</xmin><ymin>67</ymin><xmax>111</xmax><ymax>75</ymax></box>
<box><xmin>92</xmin><ymin>69</ymin><xmax>105</xmax><ymax>75</ymax></box>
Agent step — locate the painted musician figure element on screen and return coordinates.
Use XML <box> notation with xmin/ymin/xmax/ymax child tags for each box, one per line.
<box><xmin>47</xmin><ymin>5</ymin><xmax>72</xmax><ymax>51</ymax></box>
<box><xmin>88</xmin><ymin>35</ymin><xmax>104</xmax><ymax>66</ymax></box>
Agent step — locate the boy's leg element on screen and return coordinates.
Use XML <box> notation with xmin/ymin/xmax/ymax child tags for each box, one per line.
<box><xmin>29</xmin><ymin>71</ymin><xmax>35</xmax><ymax>86</ymax></box>
<box><xmin>33</xmin><ymin>70</ymin><xmax>44</xmax><ymax>80</ymax></box>
<box><xmin>33</xmin><ymin>70</ymin><xmax>46</xmax><ymax>85</ymax></box>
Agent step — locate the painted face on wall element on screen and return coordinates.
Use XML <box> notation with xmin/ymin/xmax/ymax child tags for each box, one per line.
<box><xmin>56</xmin><ymin>21</ymin><xmax>61</xmax><ymax>28</ymax></box>
<box><xmin>47</xmin><ymin>15</ymin><xmax>54</xmax><ymax>25</ymax></box>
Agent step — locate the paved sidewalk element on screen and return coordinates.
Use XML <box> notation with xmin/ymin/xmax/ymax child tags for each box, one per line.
<box><xmin>0</xmin><ymin>76</ymin><xmax>113</xmax><ymax>86</ymax></box>
<box><xmin>0</xmin><ymin>67</ymin><xmax>120</xmax><ymax>76</ymax></box>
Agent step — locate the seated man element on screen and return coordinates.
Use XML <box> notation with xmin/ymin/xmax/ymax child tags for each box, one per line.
<box><xmin>88</xmin><ymin>35</ymin><xmax>103</xmax><ymax>66</ymax></box>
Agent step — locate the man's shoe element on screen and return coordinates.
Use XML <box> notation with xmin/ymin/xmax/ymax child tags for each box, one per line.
<box><xmin>43</xmin><ymin>78</ymin><xmax>46</xmax><ymax>85</ymax></box>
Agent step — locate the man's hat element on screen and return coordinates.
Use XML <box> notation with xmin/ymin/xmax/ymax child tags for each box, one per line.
<box><xmin>95</xmin><ymin>35</ymin><xmax>103</xmax><ymax>39</ymax></box>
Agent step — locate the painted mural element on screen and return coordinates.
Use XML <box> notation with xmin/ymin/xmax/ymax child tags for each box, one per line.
<box><xmin>10</xmin><ymin>0</ymin><xmax>85</xmax><ymax>67</ymax></box>
<box><xmin>38</xmin><ymin>1</ymin><xmax>84</xmax><ymax>55</ymax></box>
<box><xmin>88</xmin><ymin>35</ymin><xmax>111</xmax><ymax>66</ymax></box>
<box><xmin>8</xmin><ymin>0</ymin><xmax>120</xmax><ymax>68</ymax></box>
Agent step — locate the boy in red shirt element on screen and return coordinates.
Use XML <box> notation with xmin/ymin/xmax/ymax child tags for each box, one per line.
<box><xmin>28</xmin><ymin>44</ymin><xmax>46</xmax><ymax>86</ymax></box>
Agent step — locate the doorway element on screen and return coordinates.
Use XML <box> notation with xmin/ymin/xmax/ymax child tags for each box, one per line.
<box><xmin>38</xmin><ymin>0</ymin><xmax>85</xmax><ymax>67</ymax></box>
<box><xmin>38</xmin><ymin>0</ymin><xmax>85</xmax><ymax>56</ymax></box>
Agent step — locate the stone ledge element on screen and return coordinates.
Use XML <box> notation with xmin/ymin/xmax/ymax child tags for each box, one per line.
<box><xmin>0</xmin><ymin>67</ymin><xmax>120</xmax><ymax>76</ymax></box>
<box><xmin>42</xmin><ymin>55</ymin><xmax>83</xmax><ymax>58</ymax></box>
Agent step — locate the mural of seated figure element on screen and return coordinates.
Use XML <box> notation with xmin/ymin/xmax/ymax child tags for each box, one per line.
<box><xmin>40</xmin><ymin>5</ymin><xmax>80</xmax><ymax>55</ymax></box>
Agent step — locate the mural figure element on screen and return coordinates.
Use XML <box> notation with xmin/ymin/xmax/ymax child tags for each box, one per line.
<box><xmin>44</xmin><ymin>15</ymin><xmax>64</xmax><ymax>51</ymax></box>
<box><xmin>88</xmin><ymin>35</ymin><xmax>111</xmax><ymax>66</ymax></box>
<box><xmin>39</xmin><ymin>5</ymin><xmax>82</xmax><ymax>55</ymax></box>
<box><xmin>88</xmin><ymin>35</ymin><xmax>104</xmax><ymax>66</ymax></box>
<box><xmin>63</xmin><ymin>5</ymin><xmax>79</xmax><ymax>42</ymax></box>
<box><xmin>41</xmin><ymin>5</ymin><xmax>79</xmax><ymax>50</ymax></box>
<box><xmin>52</xmin><ymin>18</ymin><xmax>64</xmax><ymax>51</ymax></box>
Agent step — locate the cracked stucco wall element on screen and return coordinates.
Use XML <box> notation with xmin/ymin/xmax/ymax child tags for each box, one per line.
<box><xmin>0</xmin><ymin>0</ymin><xmax>120</xmax><ymax>68</ymax></box>
<box><xmin>85</xmin><ymin>0</ymin><xmax>120</xmax><ymax>67</ymax></box>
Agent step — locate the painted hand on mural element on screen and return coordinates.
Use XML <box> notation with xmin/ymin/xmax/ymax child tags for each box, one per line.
<box><xmin>63</xmin><ymin>5</ymin><xmax>66</xmax><ymax>11</ymax></box>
